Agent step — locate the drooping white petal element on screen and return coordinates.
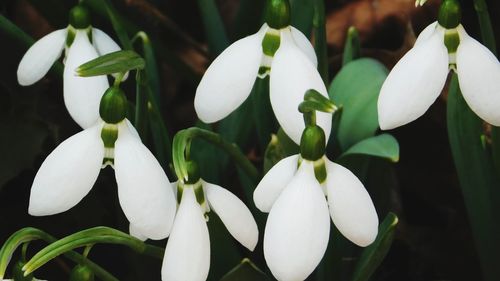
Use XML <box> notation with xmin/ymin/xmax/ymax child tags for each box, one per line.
<box><xmin>114</xmin><ymin>121</ymin><xmax>176</xmax><ymax>240</ymax></box>
<box><xmin>162</xmin><ymin>188</ymin><xmax>210</xmax><ymax>281</ymax></box>
<box><xmin>264</xmin><ymin>161</ymin><xmax>330</xmax><ymax>281</ymax></box>
<box><xmin>64</xmin><ymin>30</ymin><xmax>109</xmax><ymax>129</ymax></box>
<box><xmin>194</xmin><ymin>26</ymin><xmax>267</xmax><ymax>123</ymax></box>
<box><xmin>290</xmin><ymin>26</ymin><xmax>318</xmax><ymax>67</ymax></box>
<box><xmin>17</xmin><ymin>29</ymin><xmax>67</xmax><ymax>86</ymax></box>
<box><xmin>325</xmin><ymin>159</ymin><xmax>378</xmax><ymax>247</ymax></box>
<box><xmin>377</xmin><ymin>27</ymin><xmax>449</xmax><ymax>130</ymax></box>
<box><xmin>205</xmin><ymin>181</ymin><xmax>258</xmax><ymax>251</ymax></box>
<box><xmin>129</xmin><ymin>223</ymin><xmax>148</xmax><ymax>241</ymax></box>
<box><xmin>253</xmin><ymin>154</ymin><xmax>299</xmax><ymax>212</ymax></box>
<box><xmin>414</xmin><ymin>21</ymin><xmax>438</xmax><ymax>46</ymax></box>
<box><xmin>456</xmin><ymin>26</ymin><xmax>500</xmax><ymax>126</ymax></box>
<box><xmin>29</xmin><ymin>122</ymin><xmax>104</xmax><ymax>216</ymax></box>
<box><xmin>270</xmin><ymin>29</ymin><xmax>331</xmax><ymax>144</ymax></box>
<box><xmin>91</xmin><ymin>28</ymin><xmax>121</xmax><ymax>56</ymax></box>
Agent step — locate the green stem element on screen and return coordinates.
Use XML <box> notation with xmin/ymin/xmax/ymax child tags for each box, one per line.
<box><xmin>173</xmin><ymin>128</ymin><xmax>260</xmax><ymax>183</ymax></box>
<box><xmin>313</xmin><ymin>0</ymin><xmax>328</xmax><ymax>84</ymax></box>
<box><xmin>134</xmin><ymin>70</ymin><xmax>148</xmax><ymax>140</ymax></box>
<box><xmin>0</xmin><ymin>228</ymin><xmax>118</xmax><ymax>281</ymax></box>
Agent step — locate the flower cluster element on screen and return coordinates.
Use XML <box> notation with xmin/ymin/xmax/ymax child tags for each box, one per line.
<box><xmin>378</xmin><ymin>0</ymin><xmax>500</xmax><ymax>129</ymax></box>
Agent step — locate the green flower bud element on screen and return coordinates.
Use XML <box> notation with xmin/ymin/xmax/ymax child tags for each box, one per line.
<box><xmin>300</xmin><ymin>126</ymin><xmax>326</xmax><ymax>161</ymax></box>
<box><xmin>438</xmin><ymin>0</ymin><xmax>461</xmax><ymax>29</ymax></box>
<box><xmin>99</xmin><ymin>87</ymin><xmax>128</xmax><ymax>124</ymax></box>
<box><xmin>69</xmin><ymin>264</ymin><xmax>95</xmax><ymax>281</ymax></box>
<box><xmin>264</xmin><ymin>0</ymin><xmax>291</xmax><ymax>29</ymax></box>
<box><xmin>69</xmin><ymin>5</ymin><xmax>91</xmax><ymax>29</ymax></box>
<box><xmin>12</xmin><ymin>261</ymin><xmax>33</xmax><ymax>281</ymax></box>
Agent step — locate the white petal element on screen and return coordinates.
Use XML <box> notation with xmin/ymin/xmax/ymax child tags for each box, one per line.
<box><xmin>92</xmin><ymin>28</ymin><xmax>121</xmax><ymax>55</ymax></box>
<box><xmin>194</xmin><ymin>26</ymin><xmax>266</xmax><ymax>123</ymax></box>
<box><xmin>17</xmin><ymin>29</ymin><xmax>67</xmax><ymax>86</ymax></box>
<box><xmin>414</xmin><ymin>22</ymin><xmax>438</xmax><ymax>46</ymax></box>
<box><xmin>456</xmin><ymin>26</ymin><xmax>500</xmax><ymax>126</ymax></box>
<box><xmin>253</xmin><ymin>154</ymin><xmax>299</xmax><ymax>212</ymax></box>
<box><xmin>129</xmin><ymin>223</ymin><xmax>148</xmax><ymax>241</ymax></box>
<box><xmin>270</xmin><ymin>29</ymin><xmax>332</xmax><ymax>144</ymax></box>
<box><xmin>377</xmin><ymin>27</ymin><xmax>449</xmax><ymax>130</ymax></box>
<box><xmin>114</xmin><ymin>121</ymin><xmax>176</xmax><ymax>240</ymax></box>
<box><xmin>162</xmin><ymin>188</ymin><xmax>210</xmax><ymax>281</ymax></box>
<box><xmin>325</xmin><ymin>159</ymin><xmax>378</xmax><ymax>247</ymax></box>
<box><xmin>64</xmin><ymin>30</ymin><xmax>109</xmax><ymax>129</ymax></box>
<box><xmin>264</xmin><ymin>161</ymin><xmax>330</xmax><ymax>281</ymax></box>
<box><xmin>290</xmin><ymin>26</ymin><xmax>318</xmax><ymax>67</ymax></box>
<box><xmin>205</xmin><ymin>181</ymin><xmax>258</xmax><ymax>250</ymax></box>
<box><xmin>29</xmin><ymin>122</ymin><xmax>104</xmax><ymax>216</ymax></box>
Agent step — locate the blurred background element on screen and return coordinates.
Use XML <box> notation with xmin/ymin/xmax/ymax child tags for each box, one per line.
<box><xmin>1</xmin><ymin>0</ymin><xmax>500</xmax><ymax>280</ymax></box>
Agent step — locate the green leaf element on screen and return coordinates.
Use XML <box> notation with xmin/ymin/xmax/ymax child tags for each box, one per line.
<box><xmin>290</xmin><ymin>0</ymin><xmax>314</xmax><ymax>36</ymax></box>
<box><xmin>197</xmin><ymin>0</ymin><xmax>230</xmax><ymax>56</ymax></box>
<box><xmin>351</xmin><ymin>212</ymin><xmax>398</xmax><ymax>281</ymax></box>
<box><xmin>76</xmin><ymin>50</ymin><xmax>145</xmax><ymax>77</ymax></box>
<box><xmin>329</xmin><ymin>58</ymin><xmax>388</xmax><ymax>151</ymax></box>
<box><xmin>232</xmin><ymin>0</ymin><xmax>266</xmax><ymax>40</ymax></box>
<box><xmin>342</xmin><ymin>26</ymin><xmax>361</xmax><ymax>66</ymax></box>
<box><xmin>252</xmin><ymin>76</ymin><xmax>278</xmax><ymax>149</ymax></box>
<box><xmin>339</xmin><ymin>134</ymin><xmax>399</xmax><ymax>162</ymax></box>
<box><xmin>101</xmin><ymin>0</ymin><xmax>133</xmax><ymax>50</ymax></box>
<box><xmin>312</xmin><ymin>0</ymin><xmax>328</xmax><ymax>84</ymax></box>
<box><xmin>220</xmin><ymin>258</ymin><xmax>271</xmax><ymax>281</ymax></box>
<box><xmin>23</xmin><ymin>227</ymin><xmax>163</xmax><ymax>276</ymax></box>
<box><xmin>447</xmin><ymin>74</ymin><xmax>500</xmax><ymax>281</ymax></box>
<box><xmin>0</xmin><ymin>228</ymin><xmax>118</xmax><ymax>281</ymax></box>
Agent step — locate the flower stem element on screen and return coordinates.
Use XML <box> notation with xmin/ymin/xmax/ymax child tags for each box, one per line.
<box><xmin>173</xmin><ymin>127</ymin><xmax>260</xmax><ymax>183</ymax></box>
<box><xmin>313</xmin><ymin>0</ymin><xmax>328</xmax><ymax>84</ymax></box>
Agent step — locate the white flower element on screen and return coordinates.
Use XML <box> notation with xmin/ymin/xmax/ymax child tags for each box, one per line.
<box><xmin>194</xmin><ymin>23</ymin><xmax>331</xmax><ymax>144</ymax></box>
<box><xmin>415</xmin><ymin>0</ymin><xmax>428</xmax><ymax>6</ymax></box>
<box><xmin>162</xmin><ymin>180</ymin><xmax>258</xmax><ymax>281</ymax></box>
<box><xmin>28</xmin><ymin>119</ymin><xmax>176</xmax><ymax>240</ymax></box>
<box><xmin>254</xmin><ymin>155</ymin><xmax>378</xmax><ymax>281</ymax></box>
<box><xmin>17</xmin><ymin>27</ymin><xmax>121</xmax><ymax>129</ymax></box>
<box><xmin>378</xmin><ymin>21</ymin><xmax>500</xmax><ymax>130</ymax></box>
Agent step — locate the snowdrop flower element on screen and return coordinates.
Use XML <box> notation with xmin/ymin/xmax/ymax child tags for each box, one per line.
<box><xmin>17</xmin><ymin>5</ymin><xmax>121</xmax><ymax>129</ymax></box>
<box><xmin>194</xmin><ymin>0</ymin><xmax>331</xmax><ymax>144</ymax></box>
<box><xmin>378</xmin><ymin>0</ymin><xmax>500</xmax><ymax>129</ymax></box>
<box><xmin>162</xmin><ymin>161</ymin><xmax>258</xmax><ymax>281</ymax></box>
<box><xmin>415</xmin><ymin>0</ymin><xmax>428</xmax><ymax>7</ymax></box>
<box><xmin>28</xmin><ymin>87</ymin><xmax>176</xmax><ymax>240</ymax></box>
<box><xmin>254</xmin><ymin>124</ymin><xmax>378</xmax><ymax>281</ymax></box>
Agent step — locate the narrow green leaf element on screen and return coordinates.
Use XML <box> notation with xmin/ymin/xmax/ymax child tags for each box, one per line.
<box><xmin>313</xmin><ymin>0</ymin><xmax>328</xmax><ymax>84</ymax></box>
<box><xmin>342</xmin><ymin>26</ymin><xmax>361</xmax><ymax>66</ymax></box>
<box><xmin>220</xmin><ymin>258</ymin><xmax>271</xmax><ymax>281</ymax></box>
<box><xmin>102</xmin><ymin>0</ymin><xmax>133</xmax><ymax>50</ymax></box>
<box><xmin>290</xmin><ymin>0</ymin><xmax>314</xmax><ymax>36</ymax></box>
<box><xmin>328</xmin><ymin>58</ymin><xmax>388</xmax><ymax>151</ymax></box>
<box><xmin>77</xmin><ymin>50</ymin><xmax>144</xmax><ymax>77</ymax></box>
<box><xmin>447</xmin><ymin>74</ymin><xmax>500</xmax><ymax>281</ymax></box>
<box><xmin>0</xmin><ymin>228</ymin><xmax>118</xmax><ymax>281</ymax></box>
<box><xmin>252</xmin><ymin>76</ymin><xmax>278</xmax><ymax>149</ymax></box>
<box><xmin>23</xmin><ymin>227</ymin><xmax>163</xmax><ymax>275</ymax></box>
<box><xmin>197</xmin><ymin>0</ymin><xmax>230</xmax><ymax>56</ymax></box>
<box><xmin>351</xmin><ymin>213</ymin><xmax>398</xmax><ymax>281</ymax></box>
<box><xmin>339</xmin><ymin>134</ymin><xmax>399</xmax><ymax>163</ymax></box>
<box><xmin>134</xmin><ymin>70</ymin><xmax>149</xmax><ymax>140</ymax></box>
